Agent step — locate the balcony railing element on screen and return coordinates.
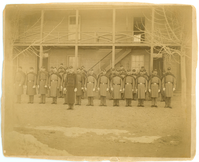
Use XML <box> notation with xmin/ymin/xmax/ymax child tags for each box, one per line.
<box><xmin>14</xmin><ymin>30</ymin><xmax>149</xmax><ymax>44</ymax></box>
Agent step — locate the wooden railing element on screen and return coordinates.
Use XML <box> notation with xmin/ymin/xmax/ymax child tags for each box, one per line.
<box><xmin>15</xmin><ymin>30</ymin><xmax>149</xmax><ymax>44</ymax></box>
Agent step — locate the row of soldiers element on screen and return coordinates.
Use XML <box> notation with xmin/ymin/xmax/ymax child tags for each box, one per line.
<box><xmin>14</xmin><ymin>64</ymin><xmax>176</xmax><ymax>109</ymax></box>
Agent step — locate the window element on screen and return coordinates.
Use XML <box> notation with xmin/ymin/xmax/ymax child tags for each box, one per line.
<box><xmin>131</xmin><ymin>55</ymin><xmax>144</xmax><ymax>72</ymax></box>
<box><xmin>133</xmin><ymin>17</ymin><xmax>145</xmax><ymax>42</ymax></box>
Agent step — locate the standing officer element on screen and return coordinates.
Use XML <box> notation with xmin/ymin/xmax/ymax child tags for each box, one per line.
<box><xmin>80</xmin><ymin>66</ymin><xmax>87</xmax><ymax>99</ymax></box>
<box><xmin>132</xmin><ymin>69</ymin><xmax>137</xmax><ymax>100</ymax></box>
<box><xmin>111</xmin><ymin>69</ymin><xmax>123</xmax><ymax>106</ymax></box>
<box><xmin>148</xmin><ymin>69</ymin><xmax>161</xmax><ymax>107</ymax></box>
<box><xmin>62</xmin><ymin>67</ymin><xmax>69</xmax><ymax>104</ymax></box>
<box><xmin>119</xmin><ymin>65</ymin><xmax>127</xmax><ymax>100</ymax></box>
<box><xmin>57</xmin><ymin>63</ymin><xmax>65</xmax><ymax>98</ymax></box>
<box><xmin>136</xmin><ymin>69</ymin><xmax>148</xmax><ymax>107</ymax></box>
<box><xmin>97</xmin><ymin>69</ymin><xmax>109</xmax><ymax>106</ymax></box>
<box><xmin>14</xmin><ymin>66</ymin><xmax>25</xmax><ymax>103</ymax></box>
<box><xmin>76</xmin><ymin>68</ymin><xmax>84</xmax><ymax>105</ymax></box>
<box><xmin>63</xmin><ymin>66</ymin><xmax>77</xmax><ymax>110</ymax></box>
<box><xmin>85</xmin><ymin>69</ymin><xmax>97</xmax><ymax>106</ymax></box>
<box><xmin>48</xmin><ymin>67</ymin><xmax>60</xmax><ymax>104</ymax></box>
<box><xmin>162</xmin><ymin>67</ymin><xmax>176</xmax><ymax>108</ymax></box>
<box><xmin>123</xmin><ymin>69</ymin><xmax>135</xmax><ymax>107</ymax></box>
<box><xmin>37</xmin><ymin>67</ymin><xmax>48</xmax><ymax>104</ymax></box>
<box><xmin>161</xmin><ymin>70</ymin><xmax>166</xmax><ymax>102</ymax></box>
<box><xmin>26</xmin><ymin>67</ymin><xmax>37</xmax><ymax>104</ymax></box>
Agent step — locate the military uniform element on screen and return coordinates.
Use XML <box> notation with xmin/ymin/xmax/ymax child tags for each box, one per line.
<box><xmin>119</xmin><ymin>69</ymin><xmax>127</xmax><ymax>100</ymax></box>
<box><xmin>136</xmin><ymin>73</ymin><xmax>148</xmax><ymax>107</ymax></box>
<box><xmin>111</xmin><ymin>73</ymin><xmax>123</xmax><ymax>106</ymax></box>
<box><xmin>81</xmin><ymin>69</ymin><xmax>87</xmax><ymax>99</ymax></box>
<box><xmin>37</xmin><ymin>70</ymin><xmax>48</xmax><ymax>104</ymax></box>
<box><xmin>123</xmin><ymin>73</ymin><xmax>135</xmax><ymax>107</ymax></box>
<box><xmin>162</xmin><ymin>70</ymin><xmax>176</xmax><ymax>108</ymax></box>
<box><xmin>132</xmin><ymin>70</ymin><xmax>137</xmax><ymax>100</ymax></box>
<box><xmin>14</xmin><ymin>70</ymin><xmax>25</xmax><ymax>103</ymax></box>
<box><xmin>64</xmin><ymin>72</ymin><xmax>77</xmax><ymax>109</ymax></box>
<box><xmin>26</xmin><ymin>71</ymin><xmax>37</xmax><ymax>104</ymax></box>
<box><xmin>85</xmin><ymin>73</ymin><xmax>97</xmax><ymax>106</ymax></box>
<box><xmin>49</xmin><ymin>72</ymin><xmax>61</xmax><ymax>104</ymax></box>
<box><xmin>97</xmin><ymin>73</ymin><xmax>109</xmax><ymax>106</ymax></box>
<box><xmin>57</xmin><ymin>65</ymin><xmax>65</xmax><ymax>97</ymax></box>
<box><xmin>149</xmin><ymin>74</ymin><xmax>161</xmax><ymax>107</ymax></box>
<box><xmin>76</xmin><ymin>72</ymin><xmax>84</xmax><ymax>105</ymax></box>
<box><xmin>62</xmin><ymin>70</ymin><xmax>68</xmax><ymax>104</ymax></box>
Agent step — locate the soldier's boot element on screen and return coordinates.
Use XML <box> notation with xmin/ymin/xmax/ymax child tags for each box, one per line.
<box><xmin>168</xmin><ymin>98</ymin><xmax>172</xmax><ymax>108</ymax></box>
<box><xmin>117</xmin><ymin>99</ymin><xmax>119</xmax><ymax>106</ymax></box>
<box><xmin>86</xmin><ymin>97</ymin><xmax>90</xmax><ymax>106</ymax></box>
<box><xmin>113</xmin><ymin>100</ymin><xmax>116</xmax><ymax>106</ymax></box>
<box><xmin>129</xmin><ymin>99</ymin><xmax>132</xmax><ymax>107</ymax></box>
<box><xmin>75</xmin><ymin>96</ymin><xmax>78</xmax><ymax>105</ymax></box>
<box><xmin>141</xmin><ymin>99</ymin><xmax>144</xmax><ymax>107</ymax></box>
<box><xmin>137</xmin><ymin>99</ymin><xmax>140</xmax><ymax>107</ymax></box>
<box><xmin>40</xmin><ymin>95</ymin><xmax>43</xmax><ymax>104</ymax></box>
<box><xmin>99</xmin><ymin>96</ymin><xmax>103</xmax><ymax>106</ymax></box>
<box><xmin>154</xmin><ymin>98</ymin><xmax>158</xmax><ymax>107</ymax></box>
<box><xmin>32</xmin><ymin>95</ymin><xmax>34</xmax><ymax>104</ymax></box>
<box><xmin>151</xmin><ymin>98</ymin><xmax>154</xmax><ymax>107</ymax></box>
<box><xmin>104</xmin><ymin>97</ymin><xmax>107</xmax><ymax>106</ymax></box>
<box><xmin>164</xmin><ymin>97</ymin><xmax>168</xmax><ymax>108</ymax></box>
<box><xmin>91</xmin><ymin>97</ymin><xmax>94</xmax><ymax>106</ymax></box>
<box><xmin>43</xmin><ymin>94</ymin><xmax>46</xmax><ymax>104</ymax></box>
<box><xmin>28</xmin><ymin>96</ymin><xmax>31</xmax><ymax>104</ymax></box>
<box><xmin>125</xmin><ymin>100</ymin><xmax>128</xmax><ymax>107</ymax></box>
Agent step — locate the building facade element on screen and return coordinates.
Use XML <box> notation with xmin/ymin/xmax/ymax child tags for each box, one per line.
<box><xmin>11</xmin><ymin>4</ymin><xmax>190</xmax><ymax>91</ymax></box>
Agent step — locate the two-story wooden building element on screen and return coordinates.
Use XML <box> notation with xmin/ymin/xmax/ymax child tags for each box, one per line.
<box><xmin>11</xmin><ymin>4</ymin><xmax>193</xmax><ymax>91</ymax></box>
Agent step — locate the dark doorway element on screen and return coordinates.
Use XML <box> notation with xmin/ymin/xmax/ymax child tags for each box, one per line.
<box><xmin>153</xmin><ymin>58</ymin><xmax>163</xmax><ymax>77</ymax></box>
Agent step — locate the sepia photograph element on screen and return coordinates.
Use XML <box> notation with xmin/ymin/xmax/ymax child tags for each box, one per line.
<box><xmin>2</xmin><ymin>2</ymin><xmax>197</xmax><ymax>161</ymax></box>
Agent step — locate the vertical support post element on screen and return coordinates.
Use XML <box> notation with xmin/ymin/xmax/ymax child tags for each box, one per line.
<box><xmin>150</xmin><ymin>7</ymin><xmax>155</xmax><ymax>73</ymax></box>
<box><xmin>112</xmin><ymin>46</ymin><xmax>115</xmax><ymax>68</ymax></box>
<box><xmin>39</xmin><ymin>10</ymin><xmax>44</xmax><ymax>69</ymax></box>
<box><xmin>75</xmin><ymin>9</ymin><xmax>79</xmax><ymax>70</ymax></box>
<box><xmin>112</xmin><ymin>9</ymin><xmax>116</xmax><ymax>68</ymax></box>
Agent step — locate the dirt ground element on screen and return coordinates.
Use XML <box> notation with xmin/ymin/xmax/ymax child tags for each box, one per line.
<box><xmin>3</xmin><ymin>93</ymin><xmax>191</xmax><ymax>159</ymax></box>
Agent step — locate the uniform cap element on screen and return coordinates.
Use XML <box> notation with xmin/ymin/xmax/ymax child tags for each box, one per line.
<box><xmin>167</xmin><ymin>67</ymin><xmax>171</xmax><ymax>70</ymax></box>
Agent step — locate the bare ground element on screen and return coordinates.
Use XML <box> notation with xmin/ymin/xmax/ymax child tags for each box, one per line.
<box><xmin>3</xmin><ymin>93</ymin><xmax>191</xmax><ymax>159</ymax></box>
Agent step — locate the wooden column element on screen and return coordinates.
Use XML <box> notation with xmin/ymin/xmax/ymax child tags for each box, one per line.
<box><xmin>112</xmin><ymin>9</ymin><xmax>116</xmax><ymax>68</ymax></box>
<box><xmin>150</xmin><ymin>7</ymin><xmax>155</xmax><ymax>73</ymax></box>
<box><xmin>75</xmin><ymin>9</ymin><xmax>79</xmax><ymax>70</ymax></box>
<box><xmin>39</xmin><ymin>10</ymin><xmax>44</xmax><ymax>68</ymax></box>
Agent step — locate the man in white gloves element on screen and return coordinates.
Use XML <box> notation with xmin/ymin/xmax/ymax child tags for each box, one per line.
<box><xmin>97</xmin><ymin>69</ymin><xmax>109</xmax><ymax>106</ymax></box>
<box><xmin>162</xmin><ymin>67</ymin><xmax>176</xmax><ymax>108</ymax></box>
<box><xmin>63</xmin><ymin>66</ymin><xmax>77</xmax><ymax>110</ymax></box>
<box><xmin>148</xmin><ymin>69</ymin><xmax>161</xmax><ymax>107</ymax></box>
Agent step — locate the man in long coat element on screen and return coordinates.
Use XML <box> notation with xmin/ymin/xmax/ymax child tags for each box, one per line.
<box><xmin>37</xmin><ymin>67</ymin><xmax>48</xmax><ymax>104</ymax></box>
<box><xmin>97</xmin><ymin>69</ymin><xmax>109</xmax><ymax>106</ymax></box>
<box><xmin>161</xmin><ymin>70</ymin><xmax>166</xmax><ymax>102</ymax></box>
<box><xmin>48</xmin><ymin>67</ymin><xmax>61</xmax><ymax>104</ymax></box>
<box><xmin>80</xmin><ymin>67</ymin><xmax>87</xmax><ymax>99</ymax></box>
<box><xmin>63</xmin><ymin>66</ymin><xmax>77</xmax><ymax>110</ymax></box>
<box><xmin>132</xmin><ymin>69</ymin><xmax>137</xmax><ymax>100</ymax></box>
<box><xmin>136</xmin><ymin>70</ymin><xmax>148</xmax><ymax>107</ymax></box>
<box><xmin>62</xmin><ymin>67</ymin><xmax>69</xmax><ymax>104</ymax></box>
<box><xmin>26</xmin><ymin>67</ymin><xmax>37</xmax><ymax>104</ymax></box>
<box><xmin>123</xmin><ymin>69</ymin><xmax>135</xmax><ymax>107</ymax></box>
<box><xmin>14</xmin><ymin>66</ymin><xmax>25</xmax><ymax>103</ymax></box>
<box><xmin>85</xmin><ymin>69</ymin><xmax>97</xmax><ymax>106</ymax></box>
<box><xmin>119</xmin><ymin>65</ymin><xmax>127</xmax><ymax>100</ymax></box>
<box><xmin>76</xmin><ymin>68</ymin><xmax>84</xmax><ymax>105</ymax></box>
<box><xmin>149</xmin><ymin>69</ymin><xmax>161</xmax><ymax>107</ymax></box>
<box><xmin>58</xmin><ymin>63</ymin><xmax>65</xmax><ymax>98</ymax></box>
<box><xmin>47</xmin><ymin>66</ymin><xmax>54</xmax><ymax>97</ymax></box>
<box><xmin>111</xmin><ymin>69</ymin><xmax>123</xmax><ymax>106</ymax></box>
<box><xmin>162</xmin><ymin>67</ymin><xmax>176</xmax><ymax>108</ymax></box>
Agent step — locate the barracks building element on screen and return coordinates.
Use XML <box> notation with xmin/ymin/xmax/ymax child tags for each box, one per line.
<box><xmin>11</xmin><ymin>4</ymin><xmax>193</xmax><ymax>92</ymax></box>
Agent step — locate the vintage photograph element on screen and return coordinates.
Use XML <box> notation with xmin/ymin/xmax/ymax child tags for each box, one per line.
<box><xmin>2</xmin><ymin>3</ymin><xmax>196</xmax><ymax>160</ymax></box>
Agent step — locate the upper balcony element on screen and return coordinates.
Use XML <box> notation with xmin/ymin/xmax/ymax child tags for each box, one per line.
<box><xmin>13</xmin><ymin>8</ymin><xmax>154</xmax><ymax>45</ymax></box>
